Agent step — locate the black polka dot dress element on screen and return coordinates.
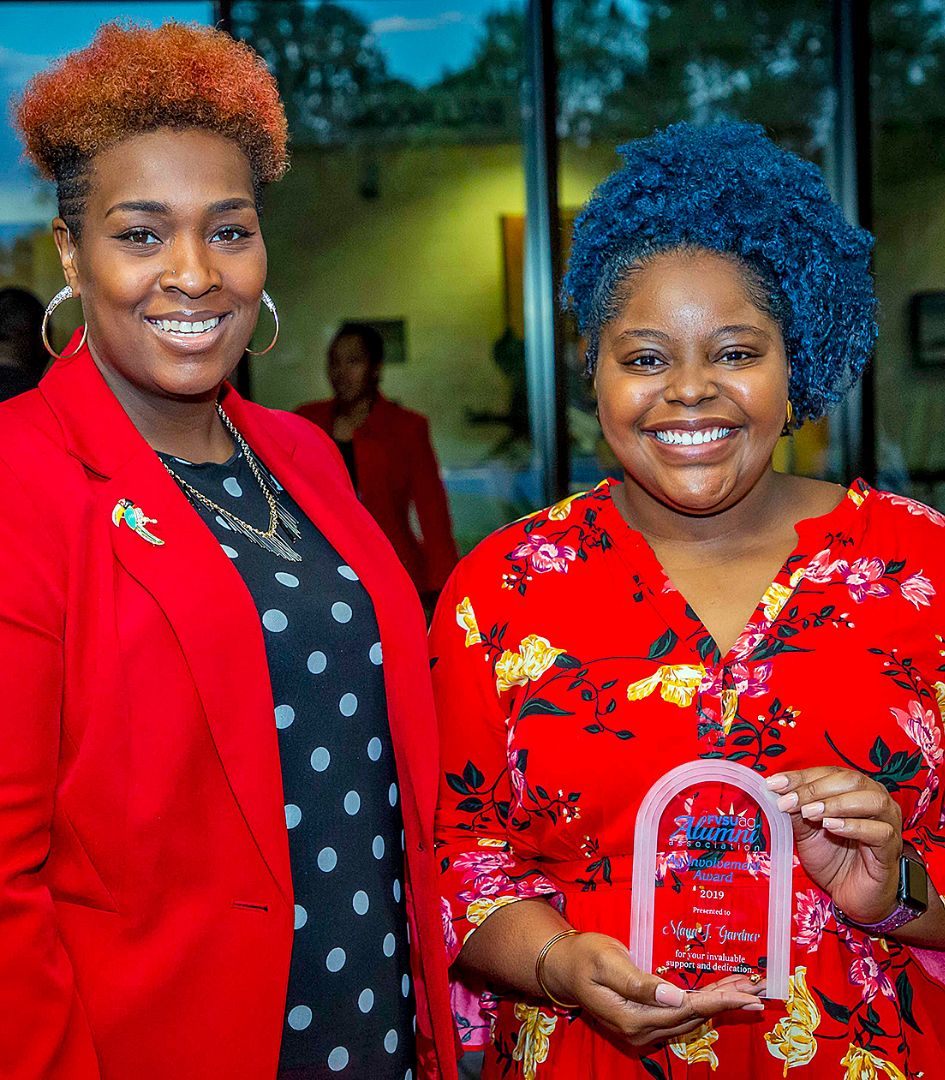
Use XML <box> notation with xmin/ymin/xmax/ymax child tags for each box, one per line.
<box><xmin>158</xmin><ymin>447</ymin><xmax>416</xmax><ymax>1080</ymax></box>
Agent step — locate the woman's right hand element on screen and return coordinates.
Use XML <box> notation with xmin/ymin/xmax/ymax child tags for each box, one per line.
<box><xmin>540</xmin><ymin>931</ymin><xmax>765</xmax><ymax>1046</ymax></box>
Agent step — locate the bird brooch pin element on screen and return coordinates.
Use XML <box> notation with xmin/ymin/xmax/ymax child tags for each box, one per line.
<box><xmin>112</xmin><ymin>499</ymin><xmax>165</xmax><ymax>546</ymax></box>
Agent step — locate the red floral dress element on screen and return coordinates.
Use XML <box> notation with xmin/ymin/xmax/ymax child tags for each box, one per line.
<box><xmin>430</xmin><ymin>479</ymin><xmax>945</xmax><ymax>1079</ymax></box>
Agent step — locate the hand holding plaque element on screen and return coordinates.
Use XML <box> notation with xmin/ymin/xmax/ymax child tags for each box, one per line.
<box><xmin>629</xmin><ymin>760</ymin><xmax>793</xmax><ymax>1000</ymax></box>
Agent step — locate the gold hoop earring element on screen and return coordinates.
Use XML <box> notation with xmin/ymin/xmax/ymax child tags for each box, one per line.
<box><xmin>42</xmin><ymin>285</ymin><xmax>87</xmax><ymax>360</ymax></box>
<box><xmin>246</xmin><ymin>290</ymin><xmax>279</xmax><ymax>356</ymax></box>
<box><xmin>781</xmin><ymin>398</ymin><xmax>794</xmax><ymax>437</ymax></box>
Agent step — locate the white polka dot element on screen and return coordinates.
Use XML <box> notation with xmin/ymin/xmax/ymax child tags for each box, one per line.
<box><xmin>337</xmin><ymin>564</ymin><xmax>359</xmax><ymax>581</ymax></box>
<box><xmin>214</xmin><ymin>514</ymin><xmax>231</xmax><ymax>531</ymax></box>
<box><xmin>358</xmin><ymin>988</ymin><xmax>375</xmax><ymax>1013</ymax></box>
<box><xmin>339</xmin><ymin>693</ymin><xmax>358</xmax><ymax>717</ymax></box>
<box><xmin>401</xmin><ymin>974</ymin><xmax>410</xmax><ymax>997</ymax></box>
<box><xmin>318</xmin><ymin>847</ymin><xmax>338</xmax><ymax>872</ymax></box>
<box><xmin>287</xmin><ymin>1005</ymin><xmax>312</xmax><ymax>1030</ymax></box>
<box><xmin>405</xmin><ymin>1071</ymin><xmax>413</xmax><ymax>1080</ymax></box>
<box><xmin>369</xmin><ymin>641</ymin><xmax>383</xmax><ymax>665</ymax></box>
<box><xmin>326</xmin><ymin>947</ymin><xmax>346</xmax><ymax>972</ymax></box>
<box><xmin>275</xmin><ymin>704</ymin><xmax>295</xmax><ymax>729</ymax></box>
<box><xmin>285</xmin><ymin>804</ymin><xmax>301</xmax><ymax>829</ymax></box>
<box><xmin>401</xmin><ymin>829</ymin><xmax>406</xmax><ymax>851</ymax></box>
<box><xmin>221</xmin><ymin>544</ymin><xmax>239</xmax><ymax>559</ymax></box>
<box><xmin>331</xmin><ymin>601</ymin><xmax>353</xmax><ymax>624</ymax></box>
<box><xmin>372</xmin><ymin>835</ymin><xmax>385</xmax><ymax>859</ymax></box>
<box><xmin>385</xmin><ymin>1029</ymin><xmax>399</xmax><ymax>1054</ymax></box>
<box><xmin>311</xmin><ymin>746</ymin><xmax>331</xmax><ymax>772</ymax></box>
<box><xmin>389</xmin><ymin>783</ymin><xmax>399</xmax><ymax>807</ymax></box>
<box><xmin>262</xmin><ymin>609</ymin><xmax>288</xmax><ymax>633</ymax></box>
<box><xmin>294</xmin><ymin>904</ymin><xmax>308</xmax><ymax>929</ymax></box>
<box><xmin>328</xmin><ymin>1046</ymin><xmax>349</xmax><ymax>1071</ymax></box>
<box><xmin>307</xmin><ymin>650</ymin><xmax>327</xmax><ymax>674</ymax></box>
<box><xmin>383</xmin><ymin>932</ymin><xmax>396</xmax><ymax>957</ymax></box>
<box><xmin>353</xmin><ymin>890</ymin><xmax>370</xmax><ymax>915</ymax></box>
<box><xmin>344</xmin><ymin>790</ymin><xmax>361</xmax><ymax>815</ymax></box>
<box><xmin>223</xmin><ymin>477</ymin><xmax>243</xmax><ymax>497</ymax></box>
<box><xmin>367</xmin><ymin>737</ymin><xmax>383</xmax><ymax>761</ymax></box>
<box><xmin>393</xmin><ymin>879</ymin><xmax>402</xmax><ymax>903</ymax></box>
<box><xmin>275</xmin><ymin>571</ymin><xmax>299</xmax><ymax>588</ymax></box>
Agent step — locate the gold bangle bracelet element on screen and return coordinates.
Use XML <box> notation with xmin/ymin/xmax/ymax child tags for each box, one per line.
<box><xmin>535</xmin><ymin>928</ymin><xmax>580</xmax><ymax>1009</ymax></box>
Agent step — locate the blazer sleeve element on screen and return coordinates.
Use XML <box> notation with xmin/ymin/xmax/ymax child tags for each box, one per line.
<box><xmin>406</xmin><ymin>416</ymin><xmax>458</xmax><ymax>595</ymax></box>
<box><xmin>0</xmin><ymin>455</ymin><xmax>101</xmax><ymax>1079</ymax></box>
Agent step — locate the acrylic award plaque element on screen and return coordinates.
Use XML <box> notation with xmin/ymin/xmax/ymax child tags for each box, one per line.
<box><xmin>629</xmin><ymin>760</ymin><xmax>792</xmax><ymax>1000</ymax></box>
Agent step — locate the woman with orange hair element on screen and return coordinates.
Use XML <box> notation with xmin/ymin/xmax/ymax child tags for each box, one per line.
<box><xmin>4</xmin><ymin>22</ymin><xmax>455</xmax><ymax>1080</ymax></box>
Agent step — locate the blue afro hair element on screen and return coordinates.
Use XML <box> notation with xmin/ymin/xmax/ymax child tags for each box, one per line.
<box><xmin>562</xmin><ymin>121</ymin><xmax>877</xmax><ymax>422</ymax></box>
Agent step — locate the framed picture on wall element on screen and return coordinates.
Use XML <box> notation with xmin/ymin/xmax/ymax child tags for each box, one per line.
<box><xmin>909</xmin><ymin>292</ymin><xmax>945</xmax><ymax>368</ymax></box>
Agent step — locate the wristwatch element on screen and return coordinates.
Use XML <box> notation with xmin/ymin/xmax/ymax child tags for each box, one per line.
<box><xmin>834</xmin><ymin>854</ymin><xmax>929</xmax><ymax>934</ymax></box>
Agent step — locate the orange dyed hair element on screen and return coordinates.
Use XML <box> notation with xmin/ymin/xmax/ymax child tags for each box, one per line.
<box><xmin>15</xmin><ymin>21</ymin><xmax>288</xmax><ymax>236</ymax></box>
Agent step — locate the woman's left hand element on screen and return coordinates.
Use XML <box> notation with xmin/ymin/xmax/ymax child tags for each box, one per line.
<box><xmin>767</xmin><ymin>766</ymin><xmax>903</xmax><ymax>925</ymax></box>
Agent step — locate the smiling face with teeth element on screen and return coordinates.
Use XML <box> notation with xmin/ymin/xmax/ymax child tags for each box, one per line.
<box><xmin>595</xmin><ymin>248</ymin><xmax>790</xmax><ymax>519</ymax></box>
<box><xmin>52</xmin><ymin>128</ymin><xmax>267</xmax><ymax>421</ymax></box>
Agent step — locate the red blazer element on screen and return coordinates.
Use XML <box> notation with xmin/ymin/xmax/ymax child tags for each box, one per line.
<box><xmin>295</xmin><ymin>396</ymin><xmax>458</xmax><ymax>595</ymax></box>
<box><xmin>0</xmin><ymin>341</ymin><xmax>457</xmax><ymax>1080</ymax></box>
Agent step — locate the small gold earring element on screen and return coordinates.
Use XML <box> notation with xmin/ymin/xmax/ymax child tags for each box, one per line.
<box><xmin>781</xmin><ymin>399</ymin><xmax>794</xmax><ymax>437</ymax></box>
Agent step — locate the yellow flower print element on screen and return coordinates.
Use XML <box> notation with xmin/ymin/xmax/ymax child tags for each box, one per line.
<box><xmin>519</xmin><ymin>635</ymin><xmax>566</xmax><ymax>680</ymax></box>
<box><xmin>839</xmin><ymin>1045</ymin><xmax>906</xmax><ymax>1080</ymax></box>
<box><xmin>456</xmin><ymin>596</ymin><xmax>482</xmax><ymax>648</ymax></box>
<box><xmin>669</xmin><ymin>1022</ymin><xmax>719</xmax><ymax>1070</ymax></box>
<box><xmin>546</xmin><ymin>491</ymin><xmax>584</xmax><ymax>521</ymax></box>
<box><xmin>495</xmin><ymin>635</ymin><xmax>566</xmax><ymax>694</ymax></box>
<box><xmin>721</xmin><ymin>688</ymin><xmax>739</xmax><ymax>737</ymax></box>
<box><xmin>847</xmin><ymin>486</ymin><xmax>867</xmax><ymax>508</ymax></box>
<box><xmin>934</xmin><ymin>680</ymin><xmax>945</xmax><ymax>722</ymax></box>
<box><xmin>477</xmin><ymin>837</ymin><xmax>508</xmax><ymax>848</ymax></box>
<box><xmin>495</xmin><ymin>650</ymin><xmax>528</xmax><ymax>694</ymax></box>
<box><xmin>464</xmin><ymin>894</ymin><xmax>520</xmax><ymax>935</ymax></box>
<box><xmin>626</xmin><ymin>669</ymin><xmax>663</xmax><ymax>702</ymax></box>
<box><xmin>512</xmin><ymin>1003</ymin><xmax>557</xmax><ymax>1080</ymax></box>
<box><xmin>762</xmin><ymin>581</ymin><xmax>794</xmax><ymax>621</ymax></box>
<box><xmin>627</xmin><ymin>664</ymin><xmax>706</xmax><ymax>708</ymax></box>
<box><xmin>764</xmin><ymin>966</ymin><xmax>821</xmax><ymax>1074</ymax></box>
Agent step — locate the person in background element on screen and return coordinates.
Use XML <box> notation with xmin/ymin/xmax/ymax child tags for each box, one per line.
<box><xmin>430</xmin><ymin>121</ymin><xmax>945</xmax><ymax>1078</ymax></box>
<box><xmin>296</xmin><ymin>322</ymin><xmax>458</xmax><ymax>610</ymax></box>
<box><xmin>3</xmin><ymin>21</ymin><xmax>455</xmax><ymax>1080</ymax></box>
<box><xmin>0</xmin><ymin>287</ymin><xmax>46</xmax><ymax>400</ymax></box>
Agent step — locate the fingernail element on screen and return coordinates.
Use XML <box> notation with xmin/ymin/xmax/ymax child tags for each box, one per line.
<box><xmin>801</xmin><ymin>801</ymin><xmax>825</xmax><ymax>820</ymax></box>
<box><xmin>656</xmin><ymin>983</ymin><xmax>686</xmax><ymax>1007</ymax></box>
<box><xmin>823</xmin><ymin>817</ymin><xmax>844</xmax><ymax>831</ymax></box>
<box><xmin>741</xmin><ymin>1002</ymin><xmax>765</xmax><ymax>1011</ymax></box>
<box><xmin>776</xmin><ymin>792</ymin><xmax>798</xmax><ymax>812</ymax></box>
<box><xmin>765</xmin><ymin>774</ymin><xmax>790</xmax><ymax>792</ymax></box>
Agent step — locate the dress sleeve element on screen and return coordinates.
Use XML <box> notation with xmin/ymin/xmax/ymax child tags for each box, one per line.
<box><xmin>430</xmin><ymin>566</ymin><xmax>563</xmax><ymax>964</ymax></box>
<box><xmin>896</xmin><ymin>547</ymin><xmax>945</xmax><ymax>982</ymax></box>
<box><xmin>0</xmin><ymin>456</ymin><xmax>101</xmax><ymax>1079</ymax></box>
<box><xmin>407</xmin><ymin>417</ymin><xmax>458</xmax><ymax>596</ymax></box>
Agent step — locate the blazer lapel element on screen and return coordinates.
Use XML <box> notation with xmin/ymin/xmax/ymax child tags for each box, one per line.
<box><xmin>40</xmin><ymin>348</ymin><xmax>292</xmax><ymax>900</ymax></box>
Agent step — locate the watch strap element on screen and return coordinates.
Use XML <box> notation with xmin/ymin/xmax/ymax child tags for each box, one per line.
<box><xmin>833</xmin><ymin>901</ymin><xmax>923</xmax><ymax>935</ymax></box>
<box><xmin>833</xmin><ymin>853</ymin><xmax>928</xmax><ymax>934</ymax></box>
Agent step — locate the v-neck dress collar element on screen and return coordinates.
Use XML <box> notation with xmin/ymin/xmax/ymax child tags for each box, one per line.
<box><xmin>599</xmin><ymin>476</ymin><xmax>873</xmax><ymax>738</ymax></box>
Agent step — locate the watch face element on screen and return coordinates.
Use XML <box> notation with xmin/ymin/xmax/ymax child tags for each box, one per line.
<box><xmin>902</xmin><ymin>856</ymin><xmax>929</xmax><ymax>914</ymax></box>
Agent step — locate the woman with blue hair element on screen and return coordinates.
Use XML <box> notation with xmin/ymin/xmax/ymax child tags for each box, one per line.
<box><xmin>430</xmin><ymin>121</ymin><xmax>945</xmax><ymax>1077</ymax></box>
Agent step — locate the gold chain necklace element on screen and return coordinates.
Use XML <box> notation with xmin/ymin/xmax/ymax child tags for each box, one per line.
<box><xmin>160</xmin><ymin>405</ymin><xmax>302</xmax><ymax>561</ymax></box>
